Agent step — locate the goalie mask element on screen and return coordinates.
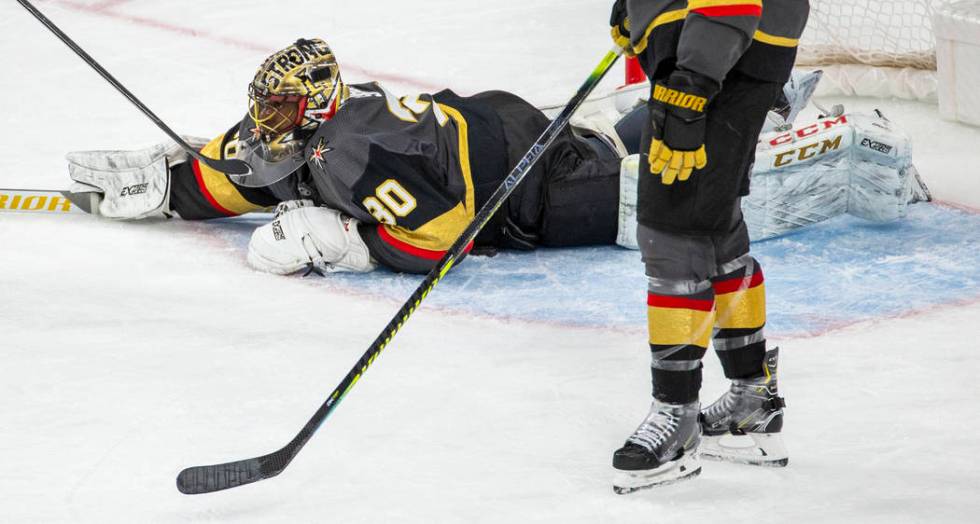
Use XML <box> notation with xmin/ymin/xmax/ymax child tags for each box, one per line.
<box><xmin>232</xmin><ymin>38</ymin><xmax>346</xmax><ymax>187</ymax></box>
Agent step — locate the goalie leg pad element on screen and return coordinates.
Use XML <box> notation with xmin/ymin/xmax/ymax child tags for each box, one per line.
<box><xmin>247</xmin><ymin>201</ymin><xmax>377</xmax><ymax>275</ymax></box>
<box><xmin>617</xmin><ymin>154</ymin><xmax>640</xmax><ymax>249</ymax></box>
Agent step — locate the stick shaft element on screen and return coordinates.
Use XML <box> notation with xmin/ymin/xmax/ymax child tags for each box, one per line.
<box><xmin>176</xmin><ymin>48</ymin><xmax>623</xmax><ymax>494</ymax></box>
<box><xmin>15</xmin><ymin>0</ymin><xmax>250</xmax><ymax>175</ymax></box>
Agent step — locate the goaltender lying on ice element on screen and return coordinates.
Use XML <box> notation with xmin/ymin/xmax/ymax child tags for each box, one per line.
<box><xmin>60</xmin><ymin>53</ymin><xmax>929</xmax><ymax>278</ymax></box>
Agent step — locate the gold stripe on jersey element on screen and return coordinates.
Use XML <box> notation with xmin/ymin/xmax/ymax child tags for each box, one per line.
<box><xmin>752</xmin><ymin>29</ymin><xmax>800</xmax><ymax>48</ymax></box>
<box><xmin>196</xmin><ymin>135</ymin><xmax>265</xmax><ymax>215</ymax></box>
<box><xmin>437</xmin><ymin>103</ymin><xmax>475</xmax><ymax>213</ymax></box>
<box><xmin>633</xmin><ymin>8</ymin><xmax>688</xmax><ymax>54</ymax></box>
<box><xmin>382</xmin><ymin>202</ymin><xmax>471</xmax><ymax>252</ymax></box>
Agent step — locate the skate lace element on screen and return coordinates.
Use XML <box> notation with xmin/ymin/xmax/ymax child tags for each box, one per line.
<box><xmin>704</xmin><ymin>390</ymin><xmax>738</xmax><ymax>421</ymax></box>
<box><xmin>628</xmin><ymin>410</ymin><xmax>680</xmax><ymax>451</ymax></box>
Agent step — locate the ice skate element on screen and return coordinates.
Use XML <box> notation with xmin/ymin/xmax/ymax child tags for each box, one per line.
<box><xmin>612</xmin><ymin>400</ymin><xmax>701</xmax><ymax>494</ymax></box>
<box><xmin>700</xmin><ymin>348</ymin><xmax>788</xmax><ymax>467</ymax></box>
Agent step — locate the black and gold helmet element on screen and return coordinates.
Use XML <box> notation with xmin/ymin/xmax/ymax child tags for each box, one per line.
<box><xmin>234</xmin><ymin>38</ymin><xmax>346</xmax><ymax>187</ymax></box>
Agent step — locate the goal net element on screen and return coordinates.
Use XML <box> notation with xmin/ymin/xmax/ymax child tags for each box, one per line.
<box><xmin>619</xmin><ymin>2</ymin><xmax>962</xmax><ymax>101</ymax></box>
<box><xmin>798</xmin><ymin>0</ymin><xmax>941</xmax><ymax>70</ymax></box>
<box><xmin>795</xmin><ymin>1</ymin><xmax>947</xmax><ymax>100</ymax></box>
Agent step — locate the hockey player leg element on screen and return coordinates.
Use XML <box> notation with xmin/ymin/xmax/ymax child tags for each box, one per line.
<box><xmin>247</xmin><ymin>200</ymin><xmax>376</xmax><ymax>275</ymax></box>
<box><xmin>613</xmin><ymin>250</ymin><xmax>716</xmax><ymax>493</ymax></box>
<box><xmin>703</xmin><ymin>257</ymin><xmax>788</xmax><ymax>467</ymax></box>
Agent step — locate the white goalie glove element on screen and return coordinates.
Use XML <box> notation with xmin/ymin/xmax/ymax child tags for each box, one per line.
<box><xmin>65</xmin><ymin>137</ymin><xmax>208</xmax><ymax>219</ymax></box>
<box><xmin>247</xmin><ymin>200</ymin><xmax>377</xmax><ymax>275</ymax></box>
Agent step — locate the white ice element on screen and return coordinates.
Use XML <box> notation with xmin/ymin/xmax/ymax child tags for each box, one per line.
<box><xmin>2</xmin><ymin>1</ymin><xmax>980</xmax><ymax>522</ymax></box>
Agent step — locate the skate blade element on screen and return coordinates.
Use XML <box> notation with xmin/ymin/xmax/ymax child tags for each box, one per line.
<box><xmin>613</xmin><ymin>453</ymin><xmax>702</xmax><ymax>494</ymax></box>
<box><xmin>700</xmin><ymin>433</ymin><xmax>788</xmax><ymax>467</ymax></box>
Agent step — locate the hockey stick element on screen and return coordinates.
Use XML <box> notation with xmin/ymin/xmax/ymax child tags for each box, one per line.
<box><xmin>0</xmin><ymin>188</ymin><xmax>99</xmax><ymax>215</ymax></box>
<box><xmin>176</xmin><ymin>48</ymin><xmax>623</xmax><ymax>495</ymax></box>
<box><xmin>15</xmin><ymin>0</ymin><xmax>251</xmax><ymax>177</ymax></box>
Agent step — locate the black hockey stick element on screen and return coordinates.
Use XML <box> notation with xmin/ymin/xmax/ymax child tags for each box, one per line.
<box><xmin>176</xmin><ymin>48</ymin><xmax>623</xmax><ymax>495</ymax></box>
<box><xmin>15</xmin><ymin>0</ymin><xmax>251</xmax><ymax>176</ymax></box>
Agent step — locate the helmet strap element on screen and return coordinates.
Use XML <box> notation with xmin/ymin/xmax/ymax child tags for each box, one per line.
<box><xmin>294</xmin><ymin>97</ymin><xmax>309</xmax><ymax>126</ymax></box>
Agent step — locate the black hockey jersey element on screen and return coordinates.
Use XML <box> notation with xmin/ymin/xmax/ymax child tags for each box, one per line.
<box><xmin>169</xmin><ymin>83</ymin><xmax>500</xmax><ymax>273</ymax></box>
<box><xmin>624</xmin><ymin>0</ymin><xmax>810</xmax><ymax>84</ymax></box>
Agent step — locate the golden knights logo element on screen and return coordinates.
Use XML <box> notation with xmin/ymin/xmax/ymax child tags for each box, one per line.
<box><xmin>309</xmin><ymin>137</ymin><xmax>333</xmax><ymax>169</ymax></box>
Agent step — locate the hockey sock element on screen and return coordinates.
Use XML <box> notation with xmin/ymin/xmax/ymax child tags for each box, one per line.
<box><xmin>711</xmin><ymin>257</ymin><xmax>767</xmax><ymax>380</ymax></box>
<box><xmin>647</xmin><ymin>279</ymin><xmax>715</xmax><ymax>403</ymax></box>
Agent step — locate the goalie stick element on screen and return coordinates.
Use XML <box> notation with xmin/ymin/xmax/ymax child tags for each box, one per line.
<box><xmin>175</xmin><ymin>48</ymin><xmax>623</xmax><ymax>495</ymax></box>
<box><xmin>15</xmin><ymin>0</ymin><xmax>251</xmax><ymax>177</ymax></box>
<box><xmin>0</xmin><ymin>188</ymin><xmax>99</xmax><ymax>215</ymax></box>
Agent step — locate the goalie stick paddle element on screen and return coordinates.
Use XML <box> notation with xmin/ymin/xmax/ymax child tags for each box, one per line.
<box><xmin>0</xmin><ymin>188</ymin><xmax>99</xmax><ymax>215</ymax></box>
<box><xmin>15</xmin><ymin>0</ymin><xmax>251</xmax><ymax>177</ymax></box>
<box><xmin>175</xmin><ymin>48</ymin><xmax>623</xmax><ymax>495</ymax></box>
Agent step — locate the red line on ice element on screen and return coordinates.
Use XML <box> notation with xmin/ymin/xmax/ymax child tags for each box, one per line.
<box><xmin>41</xmin><ymin>0</ymin><xmax>445</xmax><ymax>91</ymax></box>
<box><xmin>86</xmin><ymin>0</ymin><xmax>131</xmax><ymax>12</ymax></box>
<box><xmin>775</xmin><ymin>295</ymin><xmax>980</xmax><ymax>342</ymax></box>
<box><xmin>932</xmin><ymin>199</ymin><xmax>980</xmax><ymax>215</ymax></box>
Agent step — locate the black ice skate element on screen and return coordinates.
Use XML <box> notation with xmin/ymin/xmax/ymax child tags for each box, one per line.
<box><xmin>700</xmin><ymin>348</ymin><xmax>788</xmax><ymax>467</ymax></box>
<box><xmin>612</xmin><ymin>400</ymin><xmax>701</xmax><ymax>494</ymax></box>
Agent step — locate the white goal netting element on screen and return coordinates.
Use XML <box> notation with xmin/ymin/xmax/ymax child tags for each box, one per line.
<box><xmin>798</xmin><ymin>0</ymin><xmax>942</xmax><ymax>70</ymax></box>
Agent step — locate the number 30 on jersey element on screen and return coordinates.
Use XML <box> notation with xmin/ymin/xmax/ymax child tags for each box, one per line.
<box><xmin>362</xmin><ymin>179</ymin><xmax>417</xmax><ymax>225</ymax></box>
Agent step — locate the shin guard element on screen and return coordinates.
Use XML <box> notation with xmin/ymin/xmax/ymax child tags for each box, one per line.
<box><xmin>711</xmin><ymin>257</ymin><xmax>767</xmax><ymax>380</ymax></box>
<box><xmin>647</xmin><ymin>278</ymin><xmax>715</xmax><ymax>403</ymax></box>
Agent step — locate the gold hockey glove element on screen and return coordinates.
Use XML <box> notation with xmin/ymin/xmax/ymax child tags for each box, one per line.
<box><xmin>648</xmin><ymin>70</ymin><xmax>719</xmax><ymax>185</ymax></box>
<box><xmin>609</xmin><ymin>0</ymin><xmax>635</xmax><ymax>56</ymax></box>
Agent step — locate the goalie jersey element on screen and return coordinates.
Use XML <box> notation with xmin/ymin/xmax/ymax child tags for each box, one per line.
<box><xmin>169</xmin><ymin>83</ymin><xmax>517</xmax><ymax>273</ymax></box>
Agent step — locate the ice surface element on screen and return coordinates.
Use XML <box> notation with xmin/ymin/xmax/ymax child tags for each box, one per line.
<box><xmin>254</xmin><ymin>203</ymin><xmax>979</xmax><ymax>337</ymax></box>
<box><xmin>2</xmin><ymin>1</ymin><xmax>980</xmax><ymax>523</ymax></box>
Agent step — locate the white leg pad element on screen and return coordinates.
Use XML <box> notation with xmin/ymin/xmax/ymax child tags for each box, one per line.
<box><xmin>616</xmin><ymin>154</ymin><xmax>640</xmax><ymax>250</ymax></box>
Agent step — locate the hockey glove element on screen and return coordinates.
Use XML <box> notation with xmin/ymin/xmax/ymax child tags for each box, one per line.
<box><xmin>609</xmin><ymin>0</ymin><xmax>634</xmax><ymax>55</ymax></box>
<box><xmin>648</xmin><ymin>70</ymin><xmax>719</xmax><ymax>185</ymax></box>
<box><xmin>66</xmin><ymin>137</ymin><xmax>207</xmax><ymax>219</ymax></box>
<box><xmin>247</xmin><ymin>201</ymin><xmax>376</xmax><ymax>275</ymax></box>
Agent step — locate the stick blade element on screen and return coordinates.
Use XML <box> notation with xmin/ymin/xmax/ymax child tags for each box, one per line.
<box><xmin>177</xmin><ymin>451</ymin><xmax>288</xmax><ymax>494</ymax></box>
<box><xmin>202</xmin><ymin>157</ymin><xmax>252</xmax><ymax>176</ymax></box>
